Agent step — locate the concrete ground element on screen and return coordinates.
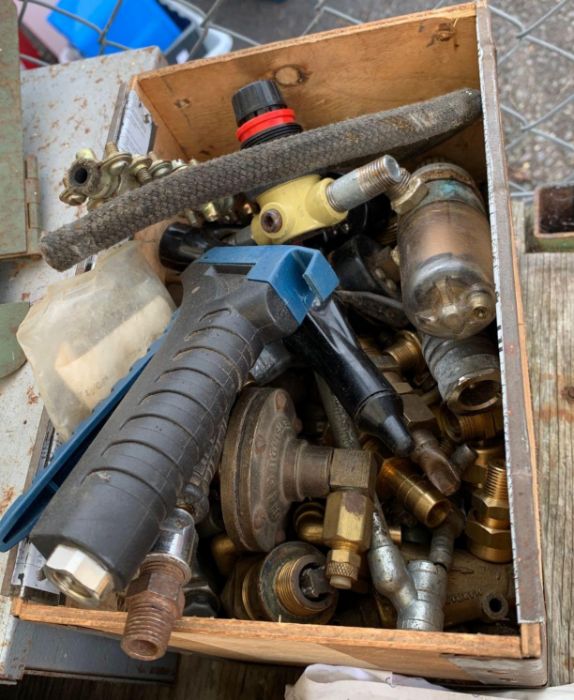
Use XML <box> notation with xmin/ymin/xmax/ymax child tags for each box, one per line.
<box><xmin>194</xmin><ymin>0</ymin><xmax>574</xmax><ymax>193</ymax></box>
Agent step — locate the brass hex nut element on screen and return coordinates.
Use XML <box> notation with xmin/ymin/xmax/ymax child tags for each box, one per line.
<box><xmin>329</xmin><ymin>451</ymin><xmax>376</xmax><ymax>495</ymax></box>
<box><xmin>322</xmin><ymin>491</ymin><xmax>373</xmax><ymax>549</ymax></box>
<box><xmin>465</xmin><ymin>511</ymin><xmax>512</xmax><ymax>550</ymax></box>
<box><xmin>471</xmin><ymin>489</ymin><xmax>510</xmax><ymax>525</ymax></box>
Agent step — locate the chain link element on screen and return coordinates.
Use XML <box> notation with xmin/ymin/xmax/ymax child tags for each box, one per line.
<box><xmin>15</xmin><ymin>0</ymin><xmax>574</xmax><ymax>198</ymax></box>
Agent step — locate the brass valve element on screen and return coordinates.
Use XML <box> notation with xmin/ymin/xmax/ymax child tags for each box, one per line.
<box><xmin>376</xmin><ymin>458</ymin><xmax>451</xmax><ymax>528</ymax></box>
<box><xmin>220</xmin><ymin>387</ymin><xmax>375</xmax><ymax>555</ymax></box>
<box><xmin>465</xmin><ymin>459</ymin><xmax>512</xmax><ymax>563</ymax></box>
<box><xmin>221</xmin><ymin>542</ymin><xmax>338</xmax><ymax>624</ymax></box>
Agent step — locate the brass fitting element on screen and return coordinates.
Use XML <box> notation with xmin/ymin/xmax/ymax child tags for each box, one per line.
<box><xmin>220</xmin><ymin>387</ymin><xmax>375</xmax><ymax>552</ymax></box>
<box><xmin>221</xmin><ymin>542</ymin><xmax>337</xmax><ymax>624</ymax></box>
<box><xmin>293</xmin><ymin>502</ymin><xmax>325</xmax><ymax>546</ymax></box>
<box><xmin>251</xmin><ymin>175</ymin><xmax>346</xmax><ymax>245</ymax></box>
<box><xmin>465</xmin><ymin>459</ymin><xmax>512</xmax><ymax>563</ymax></box>
<box><xmin>440</xmin><ymin>405</ymin><xmax>503</xmax><ymax>443</ymax></box>
<box><xmin>377</xmin><ymin>458</ymin><xmax>451</xmax><ymax>528</ymax></box>
<box><xmin>382</xmin><ymin>331</ymin><xmax>425</xmax><ymax>375</ymax></box>
<box><xmin>210</xmin><ymin>533</ymin><xmax>240</xmax><ymax>578</ymax></box>
<box><xmin>323</xmin><ymin>490</ymin><xmax>373</xmax><ymax>590</ymax></box>
<box><xmin>461</xmin><ymin>442</ymin><xmax>505</xmax><ymax>487</ymax></box>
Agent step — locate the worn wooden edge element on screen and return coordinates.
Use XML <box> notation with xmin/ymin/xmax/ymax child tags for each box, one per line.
<box><xmin>12</xmin><ymin>599</ymin><xmax>524</xmax><ymax>659</ymax></box>
<box><xmin>135</xmin><ymin>2</ymin><xmax>478</xmax><ymax>85</ymax></box>
<box><xmin>520</xmin><ymin>622</ymin><xmax>544</xmax><ymax>659</ymax></box>
<box><xmin>476</xmin><ymin>1</ymin><xmax>546</xmax><ymax>632</ymax></box>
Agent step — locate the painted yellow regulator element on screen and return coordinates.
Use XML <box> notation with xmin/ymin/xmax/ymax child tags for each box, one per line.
<box><xmin>250</xmin><ymin>174</ymin><xmax>347</xmax><ymax>245</ymax></box>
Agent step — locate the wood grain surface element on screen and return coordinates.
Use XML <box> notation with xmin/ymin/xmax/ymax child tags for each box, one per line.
<box><xmin>516</xmin><ymin>203</ymin><xmax>574</xmax><ymax>684</ymax></box>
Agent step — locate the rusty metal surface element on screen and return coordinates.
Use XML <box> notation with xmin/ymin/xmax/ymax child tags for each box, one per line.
<box><xmin>0</xmin><ymin>2</ymin><xmax>27</xmax><ymax>257</ymax></box>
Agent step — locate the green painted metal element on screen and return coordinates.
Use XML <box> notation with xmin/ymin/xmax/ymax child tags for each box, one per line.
<box><xmin>0</xmin><ymin>303</ymin><xmax>29</xmax><ymax>378</ymax></box>
<box><xmin>0</xmin><ymin>1</ymin><xmax>28</xmax><ymax>257</ymax></box>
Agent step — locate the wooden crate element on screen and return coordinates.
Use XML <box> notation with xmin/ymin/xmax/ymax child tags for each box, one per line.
<box><xmin>13</xmin><ymin>0</ymin><xmax>546</xmax><ymax>686</ymax></box>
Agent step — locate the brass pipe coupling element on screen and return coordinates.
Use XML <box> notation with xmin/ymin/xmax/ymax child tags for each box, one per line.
<box><xmin>221</xmin><ymin>542</ymin><xmax>338</xmax><ymax>624</ymax></box>
<box><xmin>376</xmin><ymin>458</ymin><xmax>451</xmax><ymax>529</ymax></box>
<box><xmin>465</xmin><ymin>459</ymin><xmax>512</xmax><ymax>563</ymax></box>
<box><xmin>251</xmin><ymin>155</ymin><xmax>427</xmax><ymax>245</ymax></box>
<box><xmin>220</xmin><ymin>388</ymin><xmax>376</xmax><ymax>589</ymax></box>
<box><xmin>439</xmin><ymin>404</ymin><xmax>503</xmax><ymax>444</ymax></box>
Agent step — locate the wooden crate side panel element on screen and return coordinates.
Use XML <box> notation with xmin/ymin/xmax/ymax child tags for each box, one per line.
<box><xmin>475</xmin><ymin>2</ymin><xmax>546</xmax><ymax>638</ymax></box>
<box><xmin>134</xmin><ymin>6</ymin><xmax>482</xmax><ymax>174</ymax></box>
<box><xmin>14</xmin><ymin>601</ymin><xmax>537</xmax><ymax>684</ymax></box>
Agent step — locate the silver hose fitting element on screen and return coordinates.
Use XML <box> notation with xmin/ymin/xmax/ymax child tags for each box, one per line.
<box><xmin>44</xmin><ymin>544</ymin><xmax>114</xmax><ymax>607</ymax></box>
<box><xmin>326</xmin><ymin>155</ymin><xmax>427</xmax><ymax>215</ymax></box>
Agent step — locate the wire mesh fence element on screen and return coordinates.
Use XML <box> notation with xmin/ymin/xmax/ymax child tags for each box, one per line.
<box><xmin>15</xmin><ymin>0</ymin><xmax>574</xmax><ymax>199</ymax></box>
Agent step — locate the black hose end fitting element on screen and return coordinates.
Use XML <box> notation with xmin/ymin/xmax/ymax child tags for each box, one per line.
<box><xmin>356</xmin><ymin>395</ymin><xmax>415</xmax><ymax>457</ymax></box>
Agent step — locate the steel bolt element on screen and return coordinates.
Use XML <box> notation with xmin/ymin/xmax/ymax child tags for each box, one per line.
<box><xmin>260</xmin><ymin>209</ymin><xmax>283</xmax><ymax>233</ymax></box>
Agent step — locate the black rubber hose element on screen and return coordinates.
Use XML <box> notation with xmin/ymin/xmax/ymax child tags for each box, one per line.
<box><xmin>41</xmin><ymin>88</ymin><xmax>481</xmax><ymax>271</ymax></box>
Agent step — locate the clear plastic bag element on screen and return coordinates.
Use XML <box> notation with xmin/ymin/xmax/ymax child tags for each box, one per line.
<box><xmin>17</xmin><ymin>242</ymin><xmax>175</xmax><ymax>440</ymax></box>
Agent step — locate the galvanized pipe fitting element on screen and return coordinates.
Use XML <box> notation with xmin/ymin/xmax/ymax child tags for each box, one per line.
<box><xmin>422</xmin><ymin>334</ymin><xmax>501</xmax><ymax>415</ymax></box>
<box><xmin>369</xmin><ymin>501</ymin><xmax>461</xmax><ymax>632</ymax></box>
<box><xmin>326</xmin><ymin>155</ymin><xmax>427</xmax><ymax>215</ymax></box>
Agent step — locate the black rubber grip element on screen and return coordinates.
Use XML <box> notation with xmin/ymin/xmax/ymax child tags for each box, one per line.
<box><xmin>31</xmin><ymin>262</ymin><xmax>298</xmax><ymax>589</ymax></box>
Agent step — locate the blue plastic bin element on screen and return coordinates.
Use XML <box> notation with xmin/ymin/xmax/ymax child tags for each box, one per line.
<box><xmin>48</xmin><ymin>0</ymin><xmax>181</xmax><ymax>58</ymax></box>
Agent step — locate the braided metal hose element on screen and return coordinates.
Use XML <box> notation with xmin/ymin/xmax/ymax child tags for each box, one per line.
<box><xmin>41</xmin><ymin>88</ymin><xmax>481</xmax><ymax>271</ymax></box>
